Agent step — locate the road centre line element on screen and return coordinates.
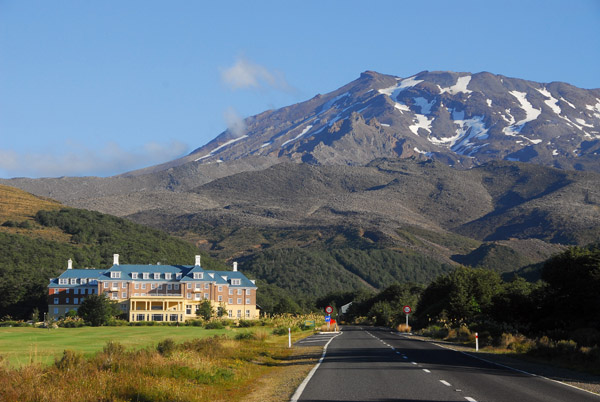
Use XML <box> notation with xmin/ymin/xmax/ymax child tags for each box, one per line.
<box><xmin>464</xmin><ymin>397</ymin><xmax>478</xmax><ymax>402</ymax></box>
<box><xmin>440</xmin><ymin>380</ymin><xmax>452</xmax><ymax>386</ymax></box>
<box><xmin>423</xmin><ymin>369</ymin><xmax>431</xmax><ymax>373</ymax></box>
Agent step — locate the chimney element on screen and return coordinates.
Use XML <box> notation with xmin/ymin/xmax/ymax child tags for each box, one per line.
<box><xmin>113</xmin><ymin>254</ymin><xmax>119</xmax><ymax>266</ymax></box>
<box><xmin>67</xmin><ymin>259</ymin><xmax>73</xmax><ymax>270</ymax></box>
<box><xmin>195</xmin><ymin>255</ymin><xmax>201</xmax><ymax>266</ymax></box>
<box><xmin>233</xmin><ymin>261</ymin><xmax>238</xmax><ymax>272</ymax></box>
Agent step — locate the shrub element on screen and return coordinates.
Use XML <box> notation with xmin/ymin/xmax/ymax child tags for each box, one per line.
<box><xmin>252</xmin><ymin>330</ymin><xmax>269</xmax><ymax>341</ymax></box>
<box><xmin>157</xmin><ymin>338</ymin><xmax>176</xmax><ymax>357</ymax></box>
<box><xmin>272</xmin><ymin>327</ymin><xmax>289</xmax><ymax>336</ymax></box>
<box><xmin>421</xmin><ymin>325</ymin><xmax>449</xmax><ymax>339</ymax></box>
<box><xmin>234</xmin><ymin>332</ymin><xmax>254</xmax><ymax>340</ymax></box>
<box><xmin>55</xmin><ymin>350</ymin><xmax>84</xmax><ymax>371</ymax></box>
<box><xmin>204</xmin><ymin>321</ymin><xmax>224</xmax><ymax>330</ymax></box>
<box><xmin>397</xmin><ymin>324</ymin><xmax>412</xmax><ymax>333</ymax></box>
<box><xmin>238</xmin><ymin>320</ymin><xmax>256</xmax><ymax>328</ymax></box>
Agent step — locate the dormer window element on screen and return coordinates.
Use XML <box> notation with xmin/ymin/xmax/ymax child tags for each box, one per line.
<box><xmin>70</xmin><ymin>278</ymin><xmax>77</xmax><ymax>285</ymax></box>
<box><xmin>231</xmin><ymin>279</ymin><xmax>241</xmax><ymax>285</ymax></box>
<box><xmin>153</xmin><ymin>273</ymin><xmax>160</xmax><ymax>280</ymax></box>
<box><xmin>175</xmin><ymin>273</ymin><xmax>182</xmax><ymax>280</ymax></box>
<box><xmin>81</xmin><ymin>278</ymin><xmax>87</xmax><ymax>284</ymax></box>
<box><xmin>193</xmin><ymin>272</ymin><xmax>203</xmax><ymax>279</ymax></box>
<box><xmin>165</xmin><ymin>273</ymin><xmax>172</xmax><ymax>280</ymax></box>
<box><xmin>59</xmin><ymin>278</ymin><xmax>68</xmax><ymax>285</ymax></box>
<box><xmin>111</xmin><ymin>271</ymin><xmax>121</xmax><ymax>279</ymax></box>
<box><xmin>143</xmin><ymin>273</ymin><xmax>149</xmax><ymax>279</ymax></box>
<box><xmin>132</xmin><ymin>273</ymin><xmax>138</xmax><ymax>279</ymax></box>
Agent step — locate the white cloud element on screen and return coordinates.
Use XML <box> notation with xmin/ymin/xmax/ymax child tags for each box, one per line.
<box><xmin>221</xmin><ymin>56</ymin><xmax>292</xmax><ymax>92</ymax></box>
<box><xmin>0</xmin><ymin>140</ymin><xmax>189</xmax><ymax>178</ymax></box>
<box><xmin>223</xmin><ymin>107</ymin><xmax>246</xmax><ymax>138</ymax></box>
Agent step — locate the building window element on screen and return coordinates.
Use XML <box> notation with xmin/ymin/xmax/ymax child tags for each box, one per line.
<box><xmin>246</xmin><ymin>310</ymin><xmax>250</xmax><ymax>317</ymax></box>
<box><xmin>143</xmin><ymin>273</ymin><xmax>149</xmax><ymax>279</ymax></box>
<box><xmin>170</xmin><ymin>314</ymin><xmax>178</xmax><ymax>322</ymax></box>
<box><xmin>187</xmin><ymin>283</ymin><xmax>191</xmax><ymax>289</ymax></box>
<box><xmin>111</xmin><ymin>271</ymin><xmax>121</xmax><ymax>279</ymax></box>
<box><xmin>228</xmin><ymin>310</ymin><xmax>232</xmax><ymax>317</ymax></box>
<box><xmin>111</xmin><ymin>293</ymin><xmax>117</xmax><ymax>300</ymax></box>
<box><xmin>237</xmin><ymin>289</ymin><xmax>242</xmax><ymax>295</ymax></box>
<box><xmin>153</xmin><ymin>273</ymin><xmax>159</xmax><ymax>280</ymax></box>
<box><xmin>186</xmin><ymin>305</ymin><xmax>192</xmax><ymax>314</ymax></box>
<box><xmin>136</xmin><ymin>314</ymin><xmax>145</xmax><ymax>321</ymax></box>
<box><xmin>218</xmin><ymin>295</ymin><xmax>223</xmax><ymax>302</ymax></box>
<box><xmin>112</xmin><ymin>282</ymin><xmax>118</xmax><ymax>289</ymax></box>
<box><xmin>134</xmin><ymin>293</ymin><xmax>139</xmax><ymax>297</ymax></box>
<box><xmin>228</xmin><ymin>298</ymin><xmax>233</xmax><ymax>304</ymax></box>
<box><xmin>151</xmin><ymin>284</ymin><xmax>155</xmax><ymax>289</ymax></box>
<box><xmin>218</xmin><ymin>285</ymin><xmax>223</xmax><ymax>292</ymax></box>
<box><xmin>54</xmin><ymin>308</ymin><xmax>59</xmax><ymax>314</ymax></box>
<box><xmin>58</xmin><ymin>278</ymin><xmax>67</xmax><ymax>285</ymax></box>
<box><xmin>81</xmin><ymin>278</ymin><xmax>87</xmax><ymax>284</ymax></box>
<box><xmin>231</xmin><ymin>279</ymin><xmax>241</xmax><ymax>285</ymax></box>
<box><xmin>70</xmin><ymin>278</ymin><xmax>77</xmax><ymax>285</ymax></box>
<box><xmin>176</xmin><ymin>273</ymin><xmax>182</xmax><ymax>280</ymax></box>
<box><xmin>66</xmin><ymin>298</ymin><xmax>70</xmax><ymax>304</ymax></box>
<box><xmin>151</xmin><ymin>314</ymin><xmax>163</xmax><ymax>322</ymax></box>
<box><xmin>246</xmin><ymin>289</ymin><xmax>251</xmax><ymax>295</ymax></box>
<box><xmin>74</xmin><ymin>298</ymin><xmax>79</xmax><ymax>304</ymax></box>
<box><xmin>229</xmin><ymin>289</ymin><xmax>233</xmax><ymax>295</ymax></box>
<box><xmin>66</xmin><ymin>289</ymin><xmax>70</xmax><ymax>294</ymax></box>
<box><xmin>237</xmin><ymin>298</ymin><xmax>242</xmax><ymax>305</ymax></box>
<box><xmin>142</xmin><ymin>283</ymin><xmax>146</xmax><ymax>289</ymax></box>
<box><xmin>205</xmin><ymin>283</ymin><xmax>209</xmax><ymax>289</ymax></box>
<box><xmin>167</xmin><ymin>284</ymin><xmax>172</xmax><ymax>290</ymax></box>
<box><xmin>158</xmin><ymin>284</ymin><xmax>163</xmax><ymax>290</ymax></box>
<box><xmin>165</xmin><ymin>273</ymin><xmax>172</xmax><ymax>280</ymax></box>
<box><xmin>54</xmin><ymin>298</ymin><xmax>58</xmax><ymax>304</ymax></box>
<box><xmin>246</xmin><ymin>298</ymin><xmax>250</xmax><ymax>304</ymax></box>
<box><xmin>195</xmin><ymin>283</ymin><xmax>201</xmax><ymax>290</ymax></box>
<box><xmin>194</xmin><ymin>294</ymin><xmax>200</xmax><ymax>300</ymax></box>
<box><xmin>237</xmin><ymin>310</ymin><xmax>241</xmax><ymax>318</ymax></box>
<box><xmin>121</xmin><ymin>292</ymin><xmax>127</xmax><ymax>299</ymax></box>
<box><xmin>204</xmin><ymin>293</ymin><xmax>209</xmax><ymax>300</ymax></box>
<box><xmin>187</xmin><ymin>293</ymin><xmax>191</xmax><ymax>299</ymax></box>
<box><xmin>193</xmin><ymin>272</ymin><xmax>203</xmax><ymax>279</ymax></box>
<box><xmin>132</xmin><ymin>273</ymin><xmax>138</xmax><ymax>279</ymax></box>
<box><xmin>122</xmin><ymin>282</ymin><xmax>126</xmax><ymax>288</ymax></box>
<box><xmin>135</xmin><ymin>283</ymin><xmax>140</xmax><ymax>289</ymax></box>
<box><xmin>74</xmin><ymin>288</ymin><xmax>79</xmax><ymax>295</ymax></box>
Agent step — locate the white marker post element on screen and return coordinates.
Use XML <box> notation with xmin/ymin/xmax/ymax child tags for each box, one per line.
<box><xmin>288</xmin><ymin>327</ymin><xmax>291</xmax><ymax>348</ymax></box>
<box><xmin>475</xmin><ymin>332</ymin><xmax>479</xmax><ymax>351</ymax></box>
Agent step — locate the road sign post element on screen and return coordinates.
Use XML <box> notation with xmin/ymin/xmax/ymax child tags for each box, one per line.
<box><xmin>402</xmin><ymin>305</ymin><xmax>412</xmax><ymax>327</ymax></box>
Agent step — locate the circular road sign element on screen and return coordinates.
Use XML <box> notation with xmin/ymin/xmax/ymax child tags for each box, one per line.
<box><xmin>325</xmin><ymin>306</ymin><xmax>333</xmax><ymax>314</ymax></box>
<box><xmin>403</xmin><ymin>305</ymin><xmax>412</xmax><ymax>314</ymax></box>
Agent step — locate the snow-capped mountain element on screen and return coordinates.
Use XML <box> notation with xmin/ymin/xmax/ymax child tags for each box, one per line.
<box><xmin>143</xmin><ymin>70</ymin><xmax>600</xmax><ymax>174</ymax></box>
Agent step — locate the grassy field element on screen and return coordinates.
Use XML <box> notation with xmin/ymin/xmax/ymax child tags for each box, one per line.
<box><xmin>0</xmin><ymin>326</ymin><xmax>244</xmax><ymax>367</ymax></box>
<box><xmin>0</xmin><ymin>322</ymin><xmax>322</xmax><ymax>402</ymax></box>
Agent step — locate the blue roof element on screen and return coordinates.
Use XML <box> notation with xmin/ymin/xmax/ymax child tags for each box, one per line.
<box><xmin>48</xmin><ymin>263</ymin><xmax>256</xmax><ymax>288</ymax></box>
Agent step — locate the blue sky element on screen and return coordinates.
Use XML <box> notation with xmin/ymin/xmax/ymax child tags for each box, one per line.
<box><xmin>1</xmin><ymin>0</ymin><xmax>598</xmax><ymax>178</ymax></box>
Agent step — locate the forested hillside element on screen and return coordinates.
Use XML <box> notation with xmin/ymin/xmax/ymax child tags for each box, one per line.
<box><xmin>0</xmin><ymin>185</ymin><xmax>224</xmax><ymax>319</ymax></box>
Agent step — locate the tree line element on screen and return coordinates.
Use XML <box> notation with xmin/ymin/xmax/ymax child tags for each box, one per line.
<box><xmin>320</xmin><ymin>243</ymin><xmax>600</xmax><ymax>346</ymax></box>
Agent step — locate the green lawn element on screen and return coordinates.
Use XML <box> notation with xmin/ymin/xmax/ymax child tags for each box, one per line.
<box><xmin>0</xmin><ymin>326</ymin><xmax>233</xmax><ymax>368</ymax></box>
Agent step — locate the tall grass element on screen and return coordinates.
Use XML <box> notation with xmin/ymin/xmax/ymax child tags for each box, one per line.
<box><xmin>0</xmin><ymin>332</ymin><xmax>307</xmax><ymax>401</ymax></box>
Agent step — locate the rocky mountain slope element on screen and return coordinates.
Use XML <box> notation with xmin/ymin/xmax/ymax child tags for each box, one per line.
<box><xmin>128</xmin><ymin>70</ymin><xmax>600</xmax><ymax>175</ymax></box>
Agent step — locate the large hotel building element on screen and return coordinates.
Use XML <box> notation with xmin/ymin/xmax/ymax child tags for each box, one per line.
<box><xmin>47</xmin><ymin>254</ymin><xmax>259</xmax><ymax>322</ymax></box>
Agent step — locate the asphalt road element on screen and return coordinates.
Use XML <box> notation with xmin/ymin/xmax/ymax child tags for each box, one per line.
<box><xmin>293</xmin><ymin>326</ymin><xmax>600</xmax><ymax>402</ymax></box>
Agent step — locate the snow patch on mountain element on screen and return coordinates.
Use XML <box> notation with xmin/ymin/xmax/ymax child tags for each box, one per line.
<box><xmin>195</xmin><ymin>135</ymin><xmax>249</xmax><ymax>161</ymax></box>
<box><xmin>281</xmin><ymin>125</ymin><xmax>313</xmax><ymax>147</ymax></box>
<box><xmin>413</xmin><ymin>97</ymin><xmax>436</xmax><ymax>115</ymax></box>
<box><xmin>536</xmin><ymin>87</ymin><xmax>562</xmax><ymax>115</ymax></box>
<box><xmin>439</xmin><ymin>76</ymin><xmax>472</xmax><ymax>95</ymax></box>
<box><xmin>379</xmin><ymin>76</ymin><xmax>424</xmax><ymax>100</ymax></box>
<box><xmin>502</xmin><ymin>91</ymin><xmax>541</xmax><ymax>136</ymax></box>
<box><xmin>409</xmin><ymin>114</ymin><xmax>432</xmax><ymax>136</ymax></box>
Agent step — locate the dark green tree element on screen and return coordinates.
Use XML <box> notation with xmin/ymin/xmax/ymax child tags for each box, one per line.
<box><xmin>196</xmin><ymin>300</ymin><xmax>213</xmax><ymax>321</ymax></box>
<box><xmin>77</xmin><ymin>294</ymin><xmax>119</xmax><ymax>326</ymax></box>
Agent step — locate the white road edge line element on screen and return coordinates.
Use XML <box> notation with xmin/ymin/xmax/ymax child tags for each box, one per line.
<box><xmin>400</xmin><ymin>334</ymin><xmax>600</xmax><ymax>397</ymax></box>
<box><xmin>440</xmin><ymin>380</ymin><xmax>451</xmax><ymax>386</ymax></box>
<box><xmin>423</xmin><ymin>369</ymin><xmax>431</xmax><ymax>373</ymax></box>
<box><xmin>290</xmin><ymin>331</ymin><xmax>343</xmax><ymax>402</ymax></box>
